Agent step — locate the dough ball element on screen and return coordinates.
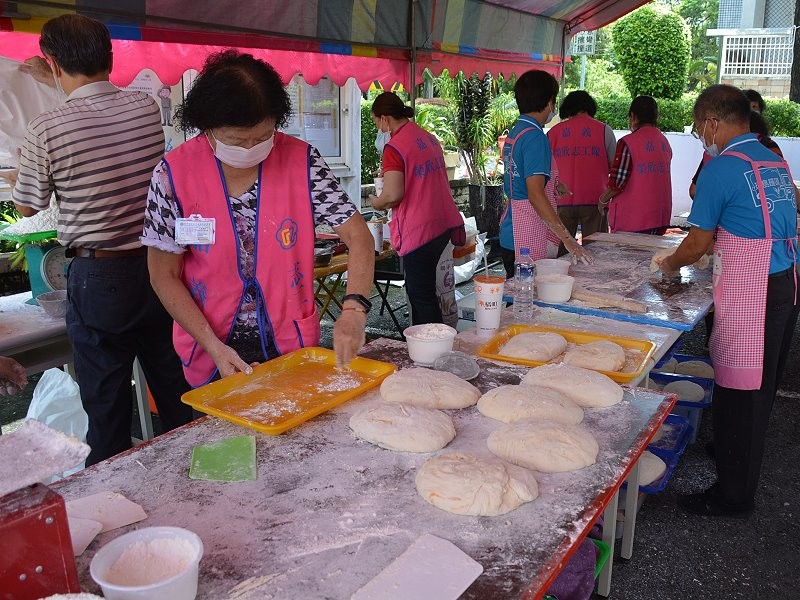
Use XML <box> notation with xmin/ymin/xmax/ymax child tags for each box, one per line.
<box><xmin>693</xmin><ymin>254</ymin><xmax>711</xmax><ymax>270</ymax></box>
<box><xmin>499</xmin><ymin>332</ymin><xmax>568</xmax><ymax>362</ymax></box>
<box><xmin>349</xmin><ymin>403</ymin><xmax>455</xmax><ymax>453</ymax></box>
<box><xmin>415</xmin><ymin>452</ymin><xmax>538</xmax><ymax>516</ymax></box>
<box><xmin>477</xmin><ymin>384</ymin><xmax>584</xmax><ymax>425</ymax></box>
<box><xmin>638</xmin><ymin>451</ymin><xmax>667</xmax><ymax>486</ymax></box>
<box><xmin>662</xmin><ymin>380</ymin><xmax>705</xmax><ymax>402</ymax></box>
<box><xmin>658</xmin><ymin>358</ymin><xmax>678</xmax><ymax>373</ymax></box>
<box><xmin>646</xmin><ymin>377</ymin><xmax>662</xmax><ymax>390</ymax></box>
<box><xmin>522</xmin><ymin>364</ymin><xmax>623</xmax><ymax>408</ymax></box>
<box><xmin>650</xmin><ymin>250</ymin><xmax>673</xmax><ymax>273</ymax></box>
<box><xmin>673</xmin><ymin>360</ymin><xmax>715</xmax><ymax>379</ymax></box>
<box><xmin>562</xmin><ymin>340</ymin><xmax>626</xmax><ymax>372</ymax></box>
<box><xmin>380</xmin><ymin>367</ymin><xmax>481</xmax><ymax>409</ymax></box>
<box><xmin>650</xmin><ymin>423</ymin><xmax>674</xmax><ymax>444</ymax></box>
<box><xmin>488</xmin><ymin>420</ymin><xmax>599</xmax><ymax>473</ymax></box>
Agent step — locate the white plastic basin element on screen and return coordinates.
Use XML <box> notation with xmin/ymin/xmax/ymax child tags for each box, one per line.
<box><xmin>90</xmin><ymin>526</ymin><xmax>203</xmax><ymax>600</ymax></box>
<box><xmin>536</xmin><ymin>274</ymin><xmax>575</xmax><ymax>303</ymax></box>
<box><xmin>535</xmin><ymin>259</ymin><xmax>570</xmax><ymax>277</ymax></box>
<box><xmin>404</xmin><ymin>323</ymin><xmax>457</xmax><ymax>366</ymax></box>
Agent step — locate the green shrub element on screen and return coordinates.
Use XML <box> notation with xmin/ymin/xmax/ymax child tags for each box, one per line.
<box><xmin>612</xmin><ymin>6</ymin><xmax>691</xmax><ymax>100</ymax></box>
<box><xmin>414</xmin><ymin>101</ymin><xmax>457</xmax><ymax>148</ymax></box>
<box><xmin>764</xmin><ymin>99</ymin><xmax>800</xmax><ymax>137</ymax></box>
<box><xmin>360</xmin><ymin>99</ymin><xmax>381</xmax><ymax>181</ymax></box>
<box><xmin>595</xmin><ymin>96</ymin><xmax>695</xmax><ymax>132</ymax></box>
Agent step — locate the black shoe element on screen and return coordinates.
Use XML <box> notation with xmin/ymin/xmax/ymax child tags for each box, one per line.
<box><xmin>705</xmin><ymin>441</ymin><xmax>715</xmax><ymax>459</ymax></box>
<box><xmin>678</xmin><ymin>491</ymin><xmax>753</xmax><ymax>519</ymax></box>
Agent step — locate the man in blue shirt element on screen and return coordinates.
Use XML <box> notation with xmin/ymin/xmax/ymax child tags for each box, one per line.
<box><xmin>499</xmin><ymin>70</ymin><xmax>590</xmax><ymax>278</ymax></box>
<box><xmin>657</xmin><ymin>84</ymin><xmax>798</xmax><ymax>518</ymax></box>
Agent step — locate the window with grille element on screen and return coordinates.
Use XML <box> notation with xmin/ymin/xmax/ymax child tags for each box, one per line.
<box><xmin>764</xmin><ymin>0</ymin><xmax>796</xmax><ymax>27</ymax></box>
<box><xmin>720</xmin><ymin>31</ymin><xmax>795</xmax><ymax>76</ymax></box>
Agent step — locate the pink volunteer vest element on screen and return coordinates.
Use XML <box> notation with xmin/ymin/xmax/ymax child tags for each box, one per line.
<box><xmin>385</xmin><ymin>122</ymin><xmax>464</xmax><ymax>255</ymax></box>
<box><xmin>164</xmin><ymin>134</ymin><xmax>320</xmax><ymax>386</ymax></box>
<box><xmin>547</xmin><ymin>114</ymin><xmax>609</xmax><ymax>207</ymax></box>
<box><xmin>609</xmin><ymin>125</ymin><xmax>673</xmax><ymax>233</ymax></box>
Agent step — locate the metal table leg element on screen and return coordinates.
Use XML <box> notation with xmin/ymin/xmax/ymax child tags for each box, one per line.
<box><xmin>597</xmin><ymin>489</ymin><xmax>619</xmax><ymax>597</ymax></box>
<box><xmin>621</xmin><ymin>459</ymin><xmax>641</xmax><ymax>559</ymax></box>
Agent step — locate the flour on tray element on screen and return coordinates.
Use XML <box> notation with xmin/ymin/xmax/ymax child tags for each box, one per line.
<box><xmin>315</xmin><ymin>371</ymin><xmax>366</xmax><ymax>393</ymax></box>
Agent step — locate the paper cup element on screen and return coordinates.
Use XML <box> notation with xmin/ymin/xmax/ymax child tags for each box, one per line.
<box><xmin>374</xmin><ymin>177</ymin><xmax>384</xmax><ymax>196</ymax></box>
<box><xmin>367</xmin><ymin>220</ymin><xmax>384</xmax><ymax>253</ymax></box>
<box><xmin>473</xmin><ymin>275</ymin><xmax>505</xmax><ymax>336</ymax></box>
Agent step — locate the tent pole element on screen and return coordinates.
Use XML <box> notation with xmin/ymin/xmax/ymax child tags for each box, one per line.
<box><xmin>559</xmin><ymin>23</ymin><xmax>570</xmax><ymax>104</ymax></box>
<box><xmin>410</xmin><ymin>0</ymin><xmax>418</xmax><ymax>107</ymax></box>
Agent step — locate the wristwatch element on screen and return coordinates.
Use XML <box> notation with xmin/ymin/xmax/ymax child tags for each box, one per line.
<box><xmin>342</xmin><ymin>293</ymin><xmax>372</xmax><ymax>312</ymax></box>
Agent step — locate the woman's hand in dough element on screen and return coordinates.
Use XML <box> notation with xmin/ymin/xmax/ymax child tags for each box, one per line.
<box><xmin>658</xmin><ymin>255</ymin><xmax>681</xmax><ymax>278</ymax></box>
<box><xmin>208</xmin><ymin>342</ymin><xmax>253</xmax><ymax>379</ymax></box>
<box><xmin>333</xmin><ymin>308</ymin><xmax>367</xmax><ymax>367</ymax></box>
<box><xmin>564</xmin><ymin>238</ymin><xmax>593</xmax><ymax>265</ymax></box>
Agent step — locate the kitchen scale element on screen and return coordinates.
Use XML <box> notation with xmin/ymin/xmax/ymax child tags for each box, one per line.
<box><xmin>0</xmin><ymin>224</ymin><xmax>71</xmax><ymax>303</ymax></box>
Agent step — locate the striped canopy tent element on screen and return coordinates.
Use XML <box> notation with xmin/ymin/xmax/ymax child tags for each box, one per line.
<box><xmin>0</xmin><ymin>1</ymin><xmax>649</xmax><ymax>90</ymax></box>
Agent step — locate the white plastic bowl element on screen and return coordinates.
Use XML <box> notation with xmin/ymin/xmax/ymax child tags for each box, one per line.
<box><xmin>536</xmin><ymin>274</ymin><xmax>575</xmax><ymax>303</ymax></box>
<box><xmin>404</xmin><ymin>323</ymin><xmax>457</xmax><ymax>366</ymax></box>
<box><xmin>36</xmin><ymin>289</ymin><xmax>68</xmax><ymax>318</ymax></box>
<box><xmin>535</xmin><ymin>258</ymin><xmax>570</xmax><ymax>277</ymax></box>
<box><xmin>90</xmin><ymin>526</ymin><xmax>203</xmax><ymax>600</ymax></box>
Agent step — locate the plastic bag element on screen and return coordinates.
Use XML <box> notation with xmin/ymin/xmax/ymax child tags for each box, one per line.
<box><xmin>26</xmin><ymin>368</ymin><xmax>88</xmax><ymax>477</ymax></box>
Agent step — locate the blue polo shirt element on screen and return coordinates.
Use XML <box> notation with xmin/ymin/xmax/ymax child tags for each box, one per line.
<box><xmin>499</xmin><ymin>115</ymin><xmax>550</xmax><ymax>250</ymax></box>
<box><xmin>689</xmin><ymin>134</ymin><xmax>797</xmax><ymax>274</ymax></box>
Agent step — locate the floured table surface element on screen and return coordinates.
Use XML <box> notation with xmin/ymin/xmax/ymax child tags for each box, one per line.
<box><xmin>53</xmin><ymin>339</ymin><xmax>674</xmax><ymax>600</ymax></box>
<box><xmin>531</xmin><ymin>242</ymin><xmax>712</xmax><ymax>331</ymax></box>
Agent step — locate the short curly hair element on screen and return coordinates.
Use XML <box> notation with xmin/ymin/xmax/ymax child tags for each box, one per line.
<box><xmin>175</xmin><ymin>50</ymin><xmax>292</xmax><ymax>132</ymax></box>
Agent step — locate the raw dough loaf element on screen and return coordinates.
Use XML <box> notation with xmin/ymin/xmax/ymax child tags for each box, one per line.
<box><xmin>638</xmin><ymin>451</ymin><xmax>667</xmax><ymax>486</ymax></box>
<box><xmin>522</xmin><ymin>364</ymin><xmax>624</xmax><ymax>407</ymax></box>
<box><xmin>562</xmin><ymin>340</ymin><xmax>626</xmax><ymax>372</ymax></box>
<box><xmin>499</xmin><ymin>332</ymin><xmax>568</xmax><ymax>362</ymax></box>
<box><xmin>658</xmin><ymin>357</ymin><xmax>678</xmax><ymax>373</ymax></box>
<box><xmin>488</xmin><ymin>420</ymin><xmax>599</xmax><ymax>472</ymax></box>
<box><xmin>349</xmin><ymin>403</ymin><xmax>455</xmax><ymax>452</ymax></box>
<box><xmin>673</xmin><ymin>360</ymin><xmax>715</xmax><ymax>379</ymax></box>
<box><xmin>477</xmin><ymin>384</ymin><xmax>584</xmax><ymax>425</ymax></box>
<box><xmin>380</xmin><ymin>367</ymin><xmax>481</xmax><ymax>409</ymax></box>
<box><xmin>650</xmin><ymin>250</ymin><xmax>710</xmax><ymax>273</ymax></box>
<box><xmin>415</xmin><ymin>452</ymin><xmax>538</xmax><ymax>516</ymax></box>
<box><xmin>662</xmin><ymin>380</ymin><xmax>705</xmax><ymax>402</ymax></box>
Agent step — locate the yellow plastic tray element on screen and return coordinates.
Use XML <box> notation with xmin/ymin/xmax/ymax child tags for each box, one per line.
<box><xmin>181</xmin><ymin>347</ymin><xmax>396</xmax><ymax>435</ymax></box>
<box><xmin>476</xmin><ymin>325</ymin><xmax>656</xmax><ymax>383</ymax></box>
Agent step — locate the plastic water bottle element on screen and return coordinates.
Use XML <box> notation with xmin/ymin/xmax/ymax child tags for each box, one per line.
<box><xmin>514</xmin><ymin>248</ymin><xmax>535</xmax><ymax>322</ymax></box>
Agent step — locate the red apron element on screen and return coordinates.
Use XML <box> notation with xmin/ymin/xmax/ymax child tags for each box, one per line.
<box><xmin>709</xmin><ymin>150</ymin><xmax>798</xmax><ymax>390</ymax></box>
<box><xmin>500</xmin><ymin>126</ymin><xmax>559</xmax><ymax>261</ymax></box>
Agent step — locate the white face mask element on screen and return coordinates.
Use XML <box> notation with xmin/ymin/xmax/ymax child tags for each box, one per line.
<box><xmin>544</xmin><ymin>103</ymin><xmax>556</xmax><ymax>125</ymax></box>
<box><xmin>700</xmin><ymin>121</ymin><xmax>719</xmax><ymax>158</ymax></box>
<box><xmin>210</xmin><ymin>130</ymin><xmax>274</xmax><ymax>169</ymax></box>
<box><xmin>375</xmin><ymin>128</ymin><xmax>391</xmax><ymax>154</ymax></box>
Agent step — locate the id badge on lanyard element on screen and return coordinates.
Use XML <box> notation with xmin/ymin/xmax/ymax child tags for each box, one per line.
<box><xmin>175</xmin><ymin>214</ymin><xmax>216</xmax><ymax>245</ymax></box>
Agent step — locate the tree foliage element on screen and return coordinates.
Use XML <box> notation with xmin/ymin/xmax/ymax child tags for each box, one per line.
<box><xmin>678</xmin><ymin>0</ymin><xmax>719</xmax><ymax>91</ymax></box>
<box><xmin>612</xmin><ymin>5</ymin><xmax>692</xmax><ymax>99</ymax></box>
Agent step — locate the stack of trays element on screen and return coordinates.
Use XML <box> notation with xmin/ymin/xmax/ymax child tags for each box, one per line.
<box><xmin>650</xmin><ymin>354</ymin><xmax>715</xmax><ymax>444</ymax></box>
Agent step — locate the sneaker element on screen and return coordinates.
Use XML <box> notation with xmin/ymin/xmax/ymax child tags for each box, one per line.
<box><xmin>678</xmin><ymin>490</ymin><xmax>753</xmax><ymax>519</ymax></box>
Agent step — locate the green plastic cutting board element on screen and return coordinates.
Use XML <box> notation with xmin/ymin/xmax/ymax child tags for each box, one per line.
<box><xmin>189</xmin><ymin>435</ymin><xmax>256</xmax><ymax>482</ymax></box>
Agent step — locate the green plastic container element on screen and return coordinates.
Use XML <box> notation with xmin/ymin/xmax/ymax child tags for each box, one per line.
<box><xmin>590</xmin><ymin>538</ymin><xmax>611</xmax><ymax>579</ymax></box>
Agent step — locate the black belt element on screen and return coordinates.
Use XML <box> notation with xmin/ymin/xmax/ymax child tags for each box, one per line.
<box><xmin>66</xmin><ymin>247</ymin><xmax>147</xmax><ymax>259</ymax></box>
<box><xmin>768</xmin><ymin>267</ymin><xmax>795</xmax><ymax>279</ymax></box>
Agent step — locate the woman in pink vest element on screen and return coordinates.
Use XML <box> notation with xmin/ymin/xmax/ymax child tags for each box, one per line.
<box><xmin>368</xmin><ymin>92</ymin><xmax>465</xmax><ymax>325</ymax></box>
<box><xmin>141</xmin><ymin>51</ymin><xmax>375</xmax><ymax>387</ymax></box>
<box><xmin>547</xmin><ymin>90</ymin><xmax>615</xmax><ymax>251</ymax></box>
<box><xmin>598</xmin><ymin>96</ymin><xmax>673</xmax><ymax>234</ymax></box>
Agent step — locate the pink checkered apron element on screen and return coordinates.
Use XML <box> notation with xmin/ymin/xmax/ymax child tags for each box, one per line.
<box><xmin>709</xmin><ymin>150</ymin><xmax>798</xmax><ymax>390</ymax></box>
<box><xmin>500</xmin><ymin>126</ymin><xmax>559</xmax><ymax>261</ymax></box>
